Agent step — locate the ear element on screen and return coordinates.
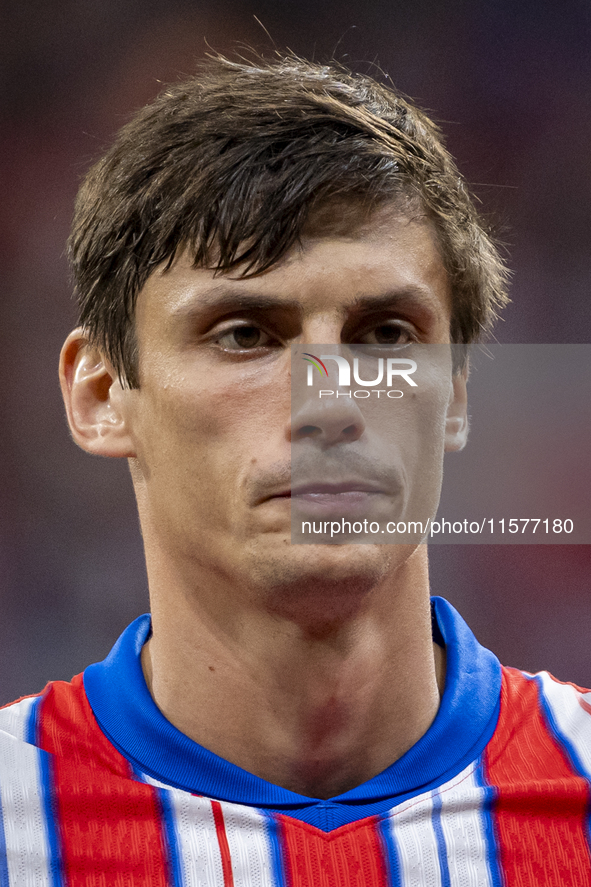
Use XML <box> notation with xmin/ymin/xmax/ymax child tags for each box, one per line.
<box><xmin>444</xmin><ymin>366</ymin><xmax>469</xmax><ymax>452</ymax></box>
<box><xmin>59</xmin><ymin>328</ymin><xmax>136</xmax><ymax>457</ymax></box>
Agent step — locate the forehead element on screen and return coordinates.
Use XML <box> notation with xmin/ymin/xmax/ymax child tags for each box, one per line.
<box><xmin>135</xmin><ymin>203</ymin><xmax>451</xmax><ymax>333</ymax></box>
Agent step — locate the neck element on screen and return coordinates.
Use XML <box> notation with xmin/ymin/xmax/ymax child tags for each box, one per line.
<box><xmin>142</xmin><ymin>546</ymin><xmax>444</xmax><ymax>799</ymax></box>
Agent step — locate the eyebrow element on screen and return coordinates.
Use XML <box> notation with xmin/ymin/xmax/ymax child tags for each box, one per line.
<box><xmin>346</xmin><ymin>288</ymin><xmax>441</xmax><ymax>319</ymax></box>
<box><xmin>171</xmin><ymin>283</ymin><xmax>441</xmax><ymax>322</ymax></box>
<box><xmin>169</xmin><ymin>288</ymin><xmax>301</xmax><ymax>326</ymax></box>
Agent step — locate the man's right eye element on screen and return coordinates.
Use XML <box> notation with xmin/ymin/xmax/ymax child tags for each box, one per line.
<box><xmin>213</xmin><ymin>324</ymin><xmax>275</xmax><ymax>351</ymax></box>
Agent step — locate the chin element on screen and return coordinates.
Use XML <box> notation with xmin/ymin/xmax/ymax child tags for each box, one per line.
<box><xmin>245</xmin><ymin>539</ymin><xmax>414</xmax><ymax>626</ymax></box>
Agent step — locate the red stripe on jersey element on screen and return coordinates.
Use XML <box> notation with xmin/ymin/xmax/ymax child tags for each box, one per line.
<box><xmin>485</xmin><ymin>667</ymin><xmax>591</xmax><ymax>886</ymax></box>
<box><xmin>211</xmin><ymin>800</ymin><xmax>235</xmax><ymax>887</ymax></box>
<box><xmin>277</xmin><ymin>814</ymin><xmax>388</xmax><ymax>887</ymax></box>
<box><xmin>36</xmin><ymin>674</ymin><xmax>131</xmax><ymax>775</ymax></box>
<box><xmin>37</xmin><ymin>676</ymin><xmax>171</xmax><ymax>885</ymax></box>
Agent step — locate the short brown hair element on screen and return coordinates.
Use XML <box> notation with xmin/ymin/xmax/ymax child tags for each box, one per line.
<box><xmin>69</xmin><ymin>54</ymin><xmax>509</xmax><ymax>387</ymax></box>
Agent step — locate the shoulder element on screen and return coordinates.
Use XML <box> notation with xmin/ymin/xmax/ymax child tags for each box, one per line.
<box><xmin>0</xmin><ymin>692</ymin><xmax>41</xmax><ymax>744</ymax></box>
<box><xmin>0</xmin><ymin>675</ymin><xmax>131</xmax><ymax>776</ymax></box>
<box><xmin>487</xmin><ymin>665</ymin><xmax>591</xmax><ymax>780</ymax></box>
<box><xmin>0</xmin><ymin>674</ymin><xmax>91</xmax><ymax>748</ymax></box>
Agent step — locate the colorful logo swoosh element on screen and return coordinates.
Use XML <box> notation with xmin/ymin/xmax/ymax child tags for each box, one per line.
<box><xmin>302</xmin><ymin>353</ymin><xmax>329</xmax><ymax>376</ymax></box>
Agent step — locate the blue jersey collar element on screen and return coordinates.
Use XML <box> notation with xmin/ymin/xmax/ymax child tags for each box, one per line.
<box><xmin>84</xmin><ymin>597</ymin><xmax>501</xmax><ymax>828</ymax></box>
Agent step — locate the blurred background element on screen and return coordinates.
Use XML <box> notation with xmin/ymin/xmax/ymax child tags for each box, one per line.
<box><xmin>1</xmin><ymin>0</ymin><xmax>590</xmax><ymax>704</ymax></box>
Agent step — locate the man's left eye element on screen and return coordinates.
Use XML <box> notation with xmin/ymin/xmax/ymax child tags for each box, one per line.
<box><xmin>215</xmin><ymin>325</ymin><xmax>274</xmax><ymax>350</ymax></box>
<box><xmin>358</xmin><ymin>323</ymin><xmax>415</xmax><ymax>346</ymax></box>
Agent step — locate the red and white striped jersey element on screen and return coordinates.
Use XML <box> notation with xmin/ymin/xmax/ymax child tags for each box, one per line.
<box><xmin>1</xmin><ymin>596</ymin><xmax>590</xmax><ymax>886</ymax></box>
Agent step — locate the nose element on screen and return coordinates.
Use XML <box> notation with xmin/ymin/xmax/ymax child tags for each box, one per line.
<box><xmin>291</xmin><ymin>394</ymin><xmax>366</xmax><ymax>446</ymax></box>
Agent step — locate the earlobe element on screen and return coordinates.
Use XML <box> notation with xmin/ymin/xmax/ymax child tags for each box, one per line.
<box><xmin>59</xmin><ymin>328</ymin><xmax>136</xmax><ymax>457</ymax></box>
<box><xmin>444</xmin><ymin>368</ymin><xmax>469</xmax><ymax>452</ymax></box>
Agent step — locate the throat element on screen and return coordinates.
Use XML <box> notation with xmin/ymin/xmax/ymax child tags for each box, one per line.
<box><xmin>221</xmin><ymin>646</ymin><xmax>444</xmax><ymax>800</ymax></box>
<box><xmin>143</xmin><ymin>572</ymin><xmax>445</xmax><ymax>800</ymax></box>
<box><xmin>270</xmin><ymin>696</ymin><xmax>374</xmax><ymax>799</ymax></box>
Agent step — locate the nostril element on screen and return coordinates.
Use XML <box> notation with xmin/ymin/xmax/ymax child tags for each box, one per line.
<box><xmin>343</xmin><ymin>425</ymin><xmax>358</xmax><ymax>437</ymax></box>
<box><xmin>295</xmin><ymin>424</ymin><xmax>321</xmax><ymax>440</ymax></box>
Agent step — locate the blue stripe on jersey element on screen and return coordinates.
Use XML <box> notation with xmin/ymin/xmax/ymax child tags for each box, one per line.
<box><xmin>157</xmin><ymin>788</ymin><xmax>184</xmax><ymax>887</ymax></box>
<box><xmin>474</xmin><ymin>754</ymin><xmax>504</xmax><ymax>887</ymax></box>
<box><xmin>431</xmin><ymin>792</ymin><xmax>451</xmax><ymax>887</ymax></box>
<box><xmin>26</xmin><ymin>696</ymin><xmax>42</xmax><ymax>745</ymax></box>
<box><xmin>39</xmin><ymin>749</ymin><xmax>64</xmax><ymax>887</ymax></box>
<box><xmin>263</xmin><ymin>812</ymin><xmax>287</xmax><ymax>887</ymax></box>
<box><xmin>377</xmin><ymin>814</ymin><xmax>401</xmax><ymax>887</ymax></box>
<box><xmin>0</xmin><ymin>782</ymin><xmax>10</xmax><ymax>887</ymax></box>
<box><xmin>532</xmin><ymin>674</ymin><xmax>591</xmax><ymax>855</ymax></box>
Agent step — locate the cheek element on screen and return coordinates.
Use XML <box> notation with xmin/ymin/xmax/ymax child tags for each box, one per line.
<box><xmin>134</xmin><ymin>361</ymin><xmax>290</xmax><ymax>487</ymax></box>
<box><xmin>368</xmin><ymin>383</ymin><xmax>450</xmax><ymax>456</ymax></box>
<box><xmin>372</xmin><ymin>385</ymin><xmax>451</xmax><ymax>513</ymax></box>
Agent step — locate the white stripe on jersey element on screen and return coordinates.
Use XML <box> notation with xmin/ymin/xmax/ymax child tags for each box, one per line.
<box><xmin>536</xmin><ymin>672</ymin><xmax>591</xmax><ymax>777</ymax></box>
<box><xmin>0</xmin><ymin>729</ymin><xmax>53</xmax><ymax>885</ymax></box>
<box><xmin>144</xmin><ymin>778</ymin><xmax>278</xmax><ymax>887</ymax></box>
<box><xmin>135</xmin><ymin>769</ymin><xmax>178</xmax><ymax>790</ymax></box>
<box><xmin>220</xmin><ymin>800</ymin><xmax>277</xmax><ymax>887</ymax></box>
<box><xmin>387</xmin><ymin>788</ymin><xmax>442</xmax><ymax>886</ymax></box>
<box><xmin>167</xmin><ymin>790</ymin><xmax>225</xmax><ymax>887</ymax></box>
<box><xmin>384</xmin><ymin>763</ymin><xmax>494</xmax><ymax>887</ymax></box>
<box><xmin>437</xmin><ymin>764</ymin><xmax>494</xmax><ymax>886</ymax></box>
<box><xmin>0</xmin><ymin>697</ymin><xmax>38</xmax><ymax>743</ymax></box>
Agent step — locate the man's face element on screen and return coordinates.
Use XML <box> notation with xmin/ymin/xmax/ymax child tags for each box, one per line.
<box><xmin>123</xmin><ymin>204</ymin><xmax>463</xmax><ymax>600</ymax></box>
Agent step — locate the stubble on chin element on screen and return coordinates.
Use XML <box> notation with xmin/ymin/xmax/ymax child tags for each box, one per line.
<box><xmin>243</xmin><ymin>542</ymin><xmax>405</xmax><ymax>629</ymax></box>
